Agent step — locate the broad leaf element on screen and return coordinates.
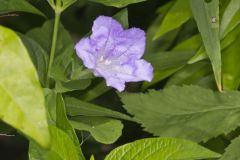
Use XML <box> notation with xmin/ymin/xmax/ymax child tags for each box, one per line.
<box><xmin>190</xmin><ymin>0</ymin><xmax>222</xmax><ymax>90</ymax></box>
<box><xmin>154</xmin><ymin>0</ymin><xmax>192</xmax><ymax>39</ymax></box>
<box><xmin>27</xmin><ymin>20</ymin><xmax>73</xmax><ymax>55</ymax></box>
<box><xmin>19</xmin><ymin>34</ymin><xmax>49</xmax><ymax>87</ymax></box>
<box><xmin>29</xmin><ymin>125</ymin><xmax>81</xmax><ymax>160</ymax></box>
<box><xmin>88</xmin><ymin>0</ymin><xmax>146</xmax><ymax>8</ymax></box>
<box><xmin>0</xmin><ymin>25</ymin><xmax>50</xmax><ymax>147</ymax></box>
<box><xmin>105</xmin><ymin>137</ymin><xmax>221</xmax><ymax>160</ymax></box>
<box><xmin>71</xmin><ymin>116</ymin><xmax>123</xmax><ymax>144</ymax></box>
<box><xmin>121</xmin><ymin>85</ymin><xmax>240</xmax><ymax>142</ymax></box>
<box><xmin>220</xmin><ymin>136</ymin><xmax>240</xmax><ymax>160</ymax></box>
<box><xmin>0</xmin><ymin>0</ymin><xmax>45</xmax><ymax>17</ymax></box>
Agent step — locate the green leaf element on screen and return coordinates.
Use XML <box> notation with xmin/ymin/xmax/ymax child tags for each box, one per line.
<box><xmin>172</xmin><ymin>34</ymin><xmax>202</xmax><ymax>51</ymax></box>
<box><xmin>154</xmin><ymin>0</ymin><xmax>192</xmax><ymax>39</ymax></box>
<box><xmin>45</xmin><ymin>90</ymin><xmax>85</xmax><ymax>159</ymax></box>
<box><xmin>65</xmin><ymin>97</ymin><xmax>132</xmax><ymax>121</ymax></box>
<box><xmin>143</xmin><ymin>35</ymin><xmax>201</xmax><ymax>90</ymax></box>
<box><xmin>19</xmin><ymin>34</ymin><xmax>49</xmax><ymax>87</ymax></box>
<box><xmin>88</xmin><ymin>0</ymin><xmax>146</xmax><ymax>8</ymax></box>
<box><xmin>222</xmin><ymin>9</ymin><xmax>240</xmax><ymax>38</ymax></box>
<box><xmin>220</xmin><ymin>0</ymin><xmax>240</xmax><ymax>37</ymax></box>
<box><xmin>50</xmin><ymin>45</ymin><xmax>74</xmax><ymax>81</ymax></box>
<box><xmin>71</xmin><ymin>116</ymin><xmax>123</xmax><ymax>144</ymax></box>
<box><xmin>47</xmin><ymin>0</ymin><xmax>77</xmax><ymax>13</ymax></box>
<box><xmin>27</xmin><ymin>20</ymin><xmax>73</xmax><ymax>55</ymax></box>
<box><xmin>166</xmin><ymin>61</ymin><xmax>212</xmax><ymax>87</ymax></box>
<box><xmin>0</xmin><ymin>25</ymin><xmax>50</xmax><ymax>147</ymax></box>
<box><xmin>190</xmin><ymin>0</ymin><xmax>222</xmax><ymax>91</ymax></box>
<box><xmin>121</xmin><ymin>85</ymin><xmax>240</xmax><ymax>142</ymax></box>
<box><xmin>188</xmin><ymin>24</ymin><xmax>240</xmax><ymax>64</ymax></box>
<box><xmin>90</xmin><ymin>155</ymin><xmax>95</xmax><ymax>160</ymax></box>
<box><xmin>220</xmin><ymin>136</ymin><xmax>240</xmax><ymax>160</ymax></box>
<box><xmin>144</xmin><ymin>50</ymin><xmax>195</xmax><ymax>71</ymax></box>
<box><xmin>29</xmin><ymin>125</ymin><xmax>81</xmax><ymax>160</ymax></box>
<box><xmin>142</xmin><ymin>67</ymin><xmax>181</xmax><ymax>90</ymax></box>
<box><xmin>113</xmin><ymin>8</ymin><xmax>129</xmax><ymax>29</ymax></box>
<box><xmin>0</xmin><ymin>0</ymin><xmax>45</xmax><ymax>17</ymax></box>
<box><xmin>79</xmin><ymin>81</ymin><xmax>111</xmax><ymax>101</ymax></box>
<box><xmin>222</xmin><ymin>34</ymin><xmax>240</xmax><ymax>90</ymax></box>
<box><xmin>55</xmin><ymin>79</ymin><xmax>91</xmax><ymax>93</ymax></box>
<box><xmin>105</xmin><ymin>137</ymin><xmax>221</xmax><ymax>160</ymax></box>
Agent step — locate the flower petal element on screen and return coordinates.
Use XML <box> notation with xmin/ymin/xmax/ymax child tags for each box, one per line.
<box><xmin>132</xmin><ymin>59</ymin><xmax>153</xmax><ymax>82</ymax></box>
<box><xmin>75</xmin><ymin>38</ymin><xmax>96</xmax><ymax>69</ymax></box>
<box><xmin>106</xmin><ymin>77</ymin><xmax>125</xmax><ymax>92</ymax></box>
<box><xmin>91</xmin><ymin>16</ymin><xmax>123</xmax><ymax>57</ymax></box>
<box><xmin>111</xmin><ymin>28</ymin><xmax>146</xmax><ymax>60</ymax></box>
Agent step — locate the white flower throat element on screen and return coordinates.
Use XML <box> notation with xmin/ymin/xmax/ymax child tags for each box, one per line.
<box><xmin>98</xmin><ymin>56</ymin><xmax>112</xmax><ymax>66</ymax></box>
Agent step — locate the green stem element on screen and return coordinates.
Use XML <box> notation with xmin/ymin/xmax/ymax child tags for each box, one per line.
<box><xmin>46</xmin><ymin>12</ymin><xmax>61</xmax><ymax>87</ymax></box>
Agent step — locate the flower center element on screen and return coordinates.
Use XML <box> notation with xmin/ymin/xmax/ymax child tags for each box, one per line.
<box><xmin>98</xmin><ymin>56</ymin><xmax>112</xmax><ymax>66</ymax></box>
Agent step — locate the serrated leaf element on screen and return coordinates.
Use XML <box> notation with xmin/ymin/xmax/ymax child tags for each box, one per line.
<box><xmin>71</xmin><ymin>116</ymin><xmax>123</xmax><ymax>144</ymax></box>
<box><xmin>0</xmin><ymin>0</ymin><xmax>45</xmax><ymax>17</ymax></box>
<box><xmin>190</xmin><ymin>0</ymin><xmax>222</xmax><ymax>90</ymax></box>
<box><xmin>105</xmin><ymin>137</ymin><xmax>221</xmax><ymax>160</ymax></box>
<box><xmin>88</xmin><ymin>0</ymin><xmax>146</xmax><ymax>8</ymax></box>
<box><xmin>154</xmin><ymin>0</ymin><xmax>192</xmax><ymax>39</ymax></box>
<box><xmin>0</xmin><ymin>25</ymin><xmax>50</xmax><ymax>147</ymax></box>
<box><xmin>220</xmin><ymin>136</ymin><xmax>240</xmax><ymax>160</ymax></box>
<box><xmin>121</xmin><ymin>85</ymin><xmax>240</xmax><ymax>142</ymax></box>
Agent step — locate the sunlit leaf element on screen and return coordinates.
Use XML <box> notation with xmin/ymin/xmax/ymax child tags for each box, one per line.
<box><xmin>0</xmin><ymin>25</ymin><xmax>50</xmax><ymax>147</ymax></box>
<box><xmin>105</xmin><ymin>137</ymin><xmax>220</xmax><ymax>160</ymax></box>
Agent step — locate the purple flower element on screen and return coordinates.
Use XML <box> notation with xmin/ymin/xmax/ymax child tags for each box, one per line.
<box><xmin>75</xmin><ymin>16</ymin><xmax>153</xmax><ymax>92</ymax></box>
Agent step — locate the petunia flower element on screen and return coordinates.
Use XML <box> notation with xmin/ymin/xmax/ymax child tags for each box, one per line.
<box><xmin>75</xmin><ymin>16</ymin><xmax>153</xmax><ymax>92</ymax></box>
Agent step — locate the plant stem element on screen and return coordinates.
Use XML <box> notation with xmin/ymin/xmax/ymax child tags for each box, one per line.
<box><xmin>46</xmin><ymin>12</ymin><xmax>61</xmax><ymax>87</ymax></box>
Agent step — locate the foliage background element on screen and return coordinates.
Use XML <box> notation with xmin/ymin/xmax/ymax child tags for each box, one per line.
<box><xmin>1</xmin><ymin>0</ymin><xmax>240</xmax><ymax>159</ymax></box>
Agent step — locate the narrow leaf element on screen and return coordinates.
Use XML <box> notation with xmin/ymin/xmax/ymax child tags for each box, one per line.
<box><xmin>190</xmin><ymin>0</ymin><xmax>222</xmax><ymax>90</ymax></box>
<box><xmin>154</xmin><ymin>0</ymin><xmax>192</xmax><ymax>39</ymax></box>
